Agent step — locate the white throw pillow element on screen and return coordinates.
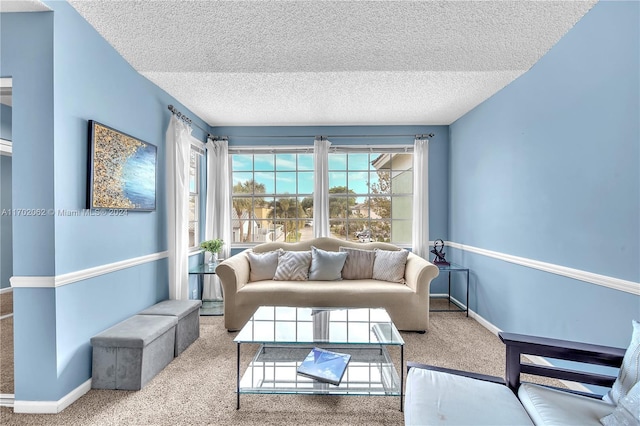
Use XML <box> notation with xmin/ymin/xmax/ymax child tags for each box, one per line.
<box><xmin>372</xmin><ymin>249</ymin><xmax>409</xmax><ymax>283</ymax></box>
<box><xmin>273</xmin><ymin>250</ymin><xmax>312</xmax><ymax>281</ymax></box>
<box><xmin>309</xmin><ymin>246</ymin><xmax>348</xmax><ymax>281</ymax></box>
<box><xmin>604</xmin><ymin>320</ymin><xmax>640</xmax><ymax>405</ymax></box>
<box><xmin>247</xmin><ymin>249</ymin><xmax>282</xmax><ymax>282</ymax></box>
<box><xmin>600</xmin><ymin>380</ymin><xmax>640</xmax><ymax>426</ymax></box>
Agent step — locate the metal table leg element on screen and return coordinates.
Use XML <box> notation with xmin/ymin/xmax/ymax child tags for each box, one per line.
<box><xmin>236</xmin><ymin>342</ymin><xmax>240</xmax><ymax>409</ymax></box>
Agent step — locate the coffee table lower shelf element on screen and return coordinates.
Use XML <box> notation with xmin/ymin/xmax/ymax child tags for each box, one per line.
<box><xmin>237</xmin><ymin>344</ymin><xmax>402</xmax><ymax>409</ymax></box>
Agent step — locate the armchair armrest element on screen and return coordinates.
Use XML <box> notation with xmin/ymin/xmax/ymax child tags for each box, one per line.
<box><xmin>499</xmin><ymin>331</ymin><xmax>625</xmax><ymax>394</ymax></box>
<box><xmin>407</xmin><ymin>361</ymin><xmax>504</xmax><ymax>386</ymax></box>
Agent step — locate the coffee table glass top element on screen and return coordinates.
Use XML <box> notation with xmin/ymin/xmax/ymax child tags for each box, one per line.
<box><xmin>234</xmin><ymin>306</ymin><xmax>404</xmax><ymax>346</ymax></box>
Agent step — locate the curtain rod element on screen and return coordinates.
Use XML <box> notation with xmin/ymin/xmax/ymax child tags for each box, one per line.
<box><xmin>211</xmin><ymin>133</ymin><xmax>434</xmax><ymax>140</ymax></box>
<box><xmin>167</xmin><ymin>105</ymin><xmax>213</xmax><ymax>139</ymax></box>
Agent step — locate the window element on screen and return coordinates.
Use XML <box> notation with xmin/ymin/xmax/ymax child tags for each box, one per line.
<box><xmin>231</xmin><ymin>151</ymin><xmax>314</xmax><ymax>244</ymax></box>
<box><xmin>229</xmin><ymin>147</ymin><xmax>413</xmax><ymax>246</ymax></box>
<box><xmin>188</xmin><ymin>146</ymin><xmax>204</xmax><ymax>249</ymax></box>
<box><xmin>328</xmin><ymin>150</ymin><xmax>413</xmax><ymax>244</ymax></box>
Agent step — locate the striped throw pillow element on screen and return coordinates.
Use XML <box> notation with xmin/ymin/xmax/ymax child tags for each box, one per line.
<box><xmin>339</xmin><ymin>247</ymin><xmax>375</xmax><ymax>280</ymax></box>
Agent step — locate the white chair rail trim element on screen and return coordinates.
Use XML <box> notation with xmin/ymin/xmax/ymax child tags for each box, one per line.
<box><xmin>447</xmin><ymin>241</ymin><xmax>639</xmax><ymax>295</ymax></box>
<box><xmin>10</xmin><ymin>251</ymin><xmax>168</xmax><ymax>288</ymax></box>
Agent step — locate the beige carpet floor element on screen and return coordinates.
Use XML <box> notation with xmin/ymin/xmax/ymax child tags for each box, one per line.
<box><xmin>0</xmin><ymin>301</ymin><xmax>559</xmax><ymax>425</ymax></box>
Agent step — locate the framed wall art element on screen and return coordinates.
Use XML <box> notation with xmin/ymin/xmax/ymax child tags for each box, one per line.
<box><xmin>87</xmin><ymin>120</ymin><xmax>157</xmax><ymax>211</ymax></box>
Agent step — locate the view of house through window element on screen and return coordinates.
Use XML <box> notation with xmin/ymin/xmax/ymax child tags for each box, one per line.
<box><xmin>230</xmin><ymin>148</ymin><xmax>413</xmax><ymax>245</ymax></box>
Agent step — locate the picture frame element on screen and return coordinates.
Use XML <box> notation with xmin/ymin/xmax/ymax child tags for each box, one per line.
<box><xmin>87</xmin><ymin>120</ymin><xmax>157</xmax><ymax>211</ymax></box>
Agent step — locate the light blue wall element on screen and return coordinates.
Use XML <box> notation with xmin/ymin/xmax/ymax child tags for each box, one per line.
<box><xmin>0</xmin><ymin>104</ymin><xmax>11</xmax><ymax>140</ymax></box>
<box><xmin>2</xmin><ymin>2</ymin><xmax>209</xmax><ymax>401</ymax></box>
<box><xmin>449</xmin><ymin>0</ymin><xmax>639</xmax><ymax>347</ymax></box>
<box><xmin>1</xmin><ymin>155</ymin><xmax>12</xmax><ymax>289</ymax></box>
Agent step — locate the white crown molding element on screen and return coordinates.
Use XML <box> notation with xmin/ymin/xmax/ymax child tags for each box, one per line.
<box><xmin>13</xmin><ymin>378</ymin><xmax>91</xmax><ymax>414</ymax></box>
<box><xmin>446</xmin><ymin>241</ymin><xmax>639</xmax><ymax>296</ymax></box>
<box><xmin>10</xmin><ymin>251</ymin><xmax>169</xmax><ymax>288</ymax></box>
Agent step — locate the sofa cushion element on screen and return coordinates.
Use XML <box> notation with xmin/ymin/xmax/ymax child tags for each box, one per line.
<box><xmin>273</xmin><ymin>250</ymin><xmax>312</xmax><ymax>281</ymax></box>
<box><xmin>309</xmin><ymin>246</ymin><xmax>347</xmax><ymax>281</ymax></box>
<box><xmin>372</xmin><ymin>249</ymin><xmax>408</xmax><ymax>283</ymax></box>
<box><xmin>604</xmin><ymin>319</ymin><xmax>640</xmax><ymax>405</ymax></box>
<box><xmin>339</xmin><ymin>246</ymin><xmax>375</xmax><ymax>279</ymax></box>
<box><xmin>405</xmin><ymin>368</ymin><xmax>534</xmax><ymax>425</ymax></box>
<box><xmin>600</xmin><ymin>380</ymin><xmax>640</xmax><ymax>426</ymax></box>
<box><xmin>248</xmin><ymin>249</ymin><xmax>282</xmax><ymax>282</ymax></box>
<box><xmin>518</xmin><ymin>383</ymin><xmax>615</xmax><ymax>426</ymax></box>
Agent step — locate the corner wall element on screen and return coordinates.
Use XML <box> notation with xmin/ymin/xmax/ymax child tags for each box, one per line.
<box><xmin>448</xmin><ymin>0</ymin><xmax>639</xmax><ymax>347</ymax></box>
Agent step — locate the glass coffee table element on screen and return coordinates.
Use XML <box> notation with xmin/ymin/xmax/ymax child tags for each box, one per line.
<box><xmin>234</xmin><ymin>306</ymin><xmax>405</xmax><ymax>411</ymax></box>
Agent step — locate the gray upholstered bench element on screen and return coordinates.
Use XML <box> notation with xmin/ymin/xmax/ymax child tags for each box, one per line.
<box><xmin>138</xmin><ymin>299</ymin><xmax>202</xmax><ymax>356</ymax></box>
<box><xmin>91</xmin><ymin>314</ymin><xmax>177</xmax><ymax>390</ymax></box>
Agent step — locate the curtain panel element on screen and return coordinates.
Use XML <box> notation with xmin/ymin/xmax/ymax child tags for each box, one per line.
<box><xmin>412</xmin><ymin>138</ymin><xmax>430</xmax><ymax>259</ymax></box>
<box><xmin>313</xmin><ymin>137</ymin><xmax>331</xmax><ymax>238</ymax></box>
<box><xmin>166</xmin><ymin>115</ymin><xmax>192</xmax><ymax>300</ymax></box>
<box><xmin>203</xmin><ymin>138</ymin><xmax>232</xmax><ymax>300</ymax></box>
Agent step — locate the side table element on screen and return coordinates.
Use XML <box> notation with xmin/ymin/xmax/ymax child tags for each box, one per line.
<box><xmin>430</xmin><ymin>263</ymin><xmax>469</xmax><ymax>317</ymax></box>
<box><xmin>188</xmin><ymin>264</ymin><xmax>223</xmax><ymax>316</ymax></box>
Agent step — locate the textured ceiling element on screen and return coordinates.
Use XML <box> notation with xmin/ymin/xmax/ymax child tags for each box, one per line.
<box><xmin>68</xmin><ymin>0</ymin><xmax>597</xmax><ymax>126</ymax></box>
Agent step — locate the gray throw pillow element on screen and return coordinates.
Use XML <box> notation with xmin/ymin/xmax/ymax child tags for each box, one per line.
<box><xmin>247</xmin><ymin>249</ymin><xmax>282</xmax><ymax>282</ymax></box>
<box><xmin>339</xmin><ymin>246</ymin><xmax>375</xmax><ymax>280</ymax></box>
<box><xmin>600</xmin><ymin>380</ymin><xmax>640</xmax><ymax>426</ymax></box>
<box><xmin>372</xmin><ymin>249</ymin><xmax>409</xmax><ymax>283</ymax></box>
<box><xmin>309</xmin><ymin>246</ymin><xmax>348</xmax><ymax>281</ymax></box>
<box><xmin>273</xmin><ymin>250</ymin><xmax>312</xmax><ymax>281</ymax></box>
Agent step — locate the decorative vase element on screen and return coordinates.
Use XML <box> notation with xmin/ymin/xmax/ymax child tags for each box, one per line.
<box><xmin>207</xmin><ymin>252</ymin><xmax>218</xmax><ymax>266</ymax></box>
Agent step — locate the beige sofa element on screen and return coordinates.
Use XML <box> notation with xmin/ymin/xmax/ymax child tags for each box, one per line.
<box><xmin>215</xmin><ymin>237</ymin><xmax>439</xmax><ymax>332</ymax></box>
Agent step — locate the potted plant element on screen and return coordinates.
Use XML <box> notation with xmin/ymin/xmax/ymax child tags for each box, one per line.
<box><xmin>200</xmin><ymin>239</ymin><xmax>224</xmax><ymax>266</ymax></box>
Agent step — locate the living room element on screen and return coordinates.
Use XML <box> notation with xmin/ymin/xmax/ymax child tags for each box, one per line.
<box><xmin>0</xmin><ymin>0</ymin><xmax>638</xmax><ymax>423</ymax></box>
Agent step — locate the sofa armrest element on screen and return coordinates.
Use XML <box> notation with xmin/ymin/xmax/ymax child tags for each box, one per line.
<box><xmin>404</xmin><ymin>253</ymin><xmax>439</xmax><ymax>296</ymax></box>
<box><xmin>499</xmin><ymin>331</ymin><xmax>625</xmax><ymax>394</ymax></box>
<box><xmin>215</xmin><ymin>250</ymin><xmax>251</xmax><ymax>297</ymax></box>
<box><xmin>407</xmin><ymin>361</ymin><xmax>504</xmax><ymax>385</ymax></box>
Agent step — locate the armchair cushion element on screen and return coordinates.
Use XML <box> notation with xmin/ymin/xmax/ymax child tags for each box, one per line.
<box><xmin>518</xmin><ymin>383</ymin><xmax>614</xmax><ymax>426</ymax></box>
<box><xmin>604</xmin><ymin>319</ymin><xmax>640</xmax><ymax>405</ymax></box>
<box><xmin>600</xmin><ymin>380</ymin><xmax>640</xmax><ymax>426</ymax></box>
<box><xmin>405</xmin><ymin>367</ymin><xmax>534</xmax><ymax>425</ymax></box>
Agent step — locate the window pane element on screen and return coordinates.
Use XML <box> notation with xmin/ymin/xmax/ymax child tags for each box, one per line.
<box><xmin>329</xmin><ymin>172</ymin><xmax>346</xmax><ymax>189</ymax></box>
<box><xmin>349</xmin><ymin>220</ymin><xmax>371</xmax><ymax>242</ymax></box>
<box><xmin>189</xmin><ymin>195</ymin><xmax>197</xmax><ymax>222</ymax></box>
<box><xmin>348</xmin><ymin>153</ymin><xmax>369</xmax><ymax>170</ymax></box>
<box><xmin>392</xmin><ymin>196</ymin><xmax>412</xmax><ymax>219</ymax></box>
<box><xmin>392</xmin><ymin>170</ymin><xmax>413</xmax><ymax>194</ymax></box>
<box><xmin>370</xmin><ymin>153</ymin><xmax>391</xmax><ymax>170</ymax></box>
<box><xmin>369</xmin><ymin>220</ymin><xmax>391</xmax><ymax>242</ymax></box>
<box><xmin>254</xmin><ymin>154</ymin><xmax>275</xmax><ymax>171</ymax></box>
<box><xmin>329</xmin><ymin>219</ymin><xmax>346</xmax><ymax>239</ymax></box>
<box><xmin>370</xmin><ymin>196</ymin><xmax>391</xmax><ymax>219</ymax></box>
<box><xmin>392</xmin><ymin>220</ymin><xmax>412</xmax><ymax>244</ymax></box>
<box><xmin>232</xmin><ymin>172</ymin><xmax>253</xmax><ymax>190</ymax></box>
<box><xmin>347</xmin><ymin>171</ymin><xmax>369</xmax><ymax>195</ymax></box>
<box><xmin>329</xmin><ymin>196</ymin><xmax>348</xmax><ymax>219</ymax></box>
<box><xmin>232</xmin><ymin>154</ymin><xmax>253</xmax><ymax>171</ymax></box>
<box><xmin>391</xmin><ymin>153</ymin><xmax>412</xmax><ymax>171</ymax></box>
<box><xmin>254</xmin><ymin>171</ymin><xmax>275</xmax><ymax>194</ymax></box>
<box><xmin>188</xmin><ymin>222</ymin><xmax>197</xmax><ymax>247</ymax></box>
<box><xmin>276</xmin><ymin>172</ymin><xmax>296</xmax><ymax>194</ymax></box>
<box><xmin>298</xmin><ymin>172</ymin><xmax>313</xmax><ymax>194</ymax></box>
<box><xmin>329</xmin><ymin>154</ymin><xmax>346</xmax><ymax>170</ymax></box>
<box><xmin>298</xmin><ymin>154</ymin><xmax>313</xmax><ymax>171</ymax></box>
<box><xmin>370</xmin><ymin>170</ymin><xmax>390</xmax><ymax>194</ymax></box>
<box><xmin>276</xmin><ymin>153</ymin><xmax>296</xmax><ymax>171</ymax></box>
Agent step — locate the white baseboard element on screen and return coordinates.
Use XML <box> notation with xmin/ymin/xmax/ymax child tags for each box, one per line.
<box><xmin>0</xmin><ymin>313</ymin><xmax>13</xmax><ymax>321</ymax></box>
<box><xmin>13</xmin><ymin>378</ymin><xmax>91</xmax><ymax>414</ymax></box>
<box><xmin>0</xmin><ymin>287</ymin><xmax>13</xmax><ymax>294</ymax></box>
<box><xmin>0</xmin><ymin>393</ymin><xmax>14</xmax><ymax>408</ymax></box>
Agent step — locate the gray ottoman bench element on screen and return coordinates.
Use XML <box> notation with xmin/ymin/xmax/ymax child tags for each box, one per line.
<box><xmin>138</xmin><ymin>299</ymin><xmax>202</xmax><ymax>357</ymax></box>
<box><xmin>91</xmin><ymin>314</ymin><xmax>177</xmax><ymax>390</ymax></box>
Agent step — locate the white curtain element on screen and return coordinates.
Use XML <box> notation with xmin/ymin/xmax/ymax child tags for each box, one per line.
<box><xmin>313</xmin><ymin>137</ymin><xmax>331</xmax><ymax>238</ymax></box>
<box><xmin>166</xmin><ymin>115</ymin><xmax>192</xmax><ymax>300</ymax></box>
<box><xmin>412</xmin><ymin>138</ymin><xmax>430</xmax><ymax>259</ymax></box>
<box><xmin>203</xmin><ymin>137</ymin><xmax>231</xmax><ymax>300</ymax></box>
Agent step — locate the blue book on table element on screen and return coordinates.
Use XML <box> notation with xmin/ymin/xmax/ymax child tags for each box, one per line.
<box><xmin>297</xmin><ymin>347</ymin><xmax>351</xmax><ymax>386</ymax></box>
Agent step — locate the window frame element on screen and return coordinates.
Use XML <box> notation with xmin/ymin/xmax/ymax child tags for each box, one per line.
<box><xmin>188</xmin><ymin>144</ymin><xmax>205</xmax><ymax>252</ymax></box>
